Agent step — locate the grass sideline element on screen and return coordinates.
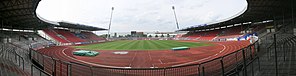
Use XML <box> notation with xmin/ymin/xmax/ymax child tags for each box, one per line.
<box><xmin>73</xmin><ymin>40</ymin><xmax>212</xmax><ymax>50</ymax></box>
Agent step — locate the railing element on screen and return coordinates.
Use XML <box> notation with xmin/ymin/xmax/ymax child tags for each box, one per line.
<box><xmin>29</xmin><ymin>21</ymin><xmax>295</xmax><ymax>76</ymax></box>
<box><xmin>0</xmin><ymin>43</ymin><xmax>27</xmax><ymax>75</ymax></box>
<box><xmin>261</xmin><ymin>34</ymin><xmax>296</xmax><ymax>76</ymax></box>
<box><xmin>29</xmin><ymin>40</ymin><xmax>261</xmax><ymax>76</ymax></box>
<box><xmin>31</xmin><ymin>64</ymin><xmax>52</xmax><ymax>76</ymax></box>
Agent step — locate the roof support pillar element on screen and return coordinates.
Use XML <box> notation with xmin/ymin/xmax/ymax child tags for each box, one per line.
<box><xmin>273</xmin><ymin>16</ymin><xmax>278</xmax><ymax>32</ymax></box>
<box><xmin>1</xmin><ymin>20</ymin><xmax>3</xmax><ymax>31</ymax></box>
<box><xmin>291</xmin><ymin>0</ymin><xmax>295</xmax><ymax>26</ymax></box>
<box><xmin>244</xmin><ymin>22</ymin><xmax>247</xmax><ymax>34</ymax></box>
<box><xmin>247</xmin><ymin>23</ymin><xmax>250</xmax><ymax>33</ymax></box>
<box><xmin>9</xmin><ymin>22</ymin><xmax>12</xmax><ymax>33</ymax></box>
<box><xmin>282</xmin><ymin>10</ymin><xmax>285</xmax><ymax>25</ymax></box>
<box><xmin>241</xmin><ymin>24</ymin><xmax>243</xmax><ymax>33</ymax></box>
<box><xmin>33</xmin><ymin>27</ymin><xmax>38</xmax><ymax>33</ymax></box>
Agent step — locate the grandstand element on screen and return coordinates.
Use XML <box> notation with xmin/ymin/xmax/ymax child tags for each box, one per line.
<box><xmin>0</xmin><ymin>0</ymin><xmax>296</xmax><ymax>76</ymax></box>
<box><xmin>182</xmin><ymin>24</ymin><xmax>249</xmax><ymax>41</ymax></box>
<box><xmin>41</xmin><ymin>28</ymin><xmax>106</xmax><ymax>45</ymax></box>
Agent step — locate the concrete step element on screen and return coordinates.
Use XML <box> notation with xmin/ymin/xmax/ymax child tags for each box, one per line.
<box><xmin>0</xmin><ymin>54</ymin><xmax>30</xmax><ymax>76</ymax></box>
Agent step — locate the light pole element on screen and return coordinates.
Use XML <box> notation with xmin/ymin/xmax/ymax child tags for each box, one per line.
<box><xmin>107</xmin><ymin>7</ymin><xmax>114</xmax><ymax>40</ymax></box>
<box><xmin>172</xmin><ymin>6</ymin><xmax>180</xmax><ymax>30</ymax></box>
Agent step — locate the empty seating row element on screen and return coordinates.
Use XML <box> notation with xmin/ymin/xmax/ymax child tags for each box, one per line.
<box><xmin>183</xmin><ymin>25</ymin><xmax>250</xmax><ymax>41</ymax></box>
<box><xmin>81</xmin><ymin>32</ymin><xmax>106</xmax><ymax>41</ymax></box>
<box><xmin>198</xmin><ymin>30</ymin><xmax>221</xmax><ymax>41</ymax></box>
<box><xmin>43</xmin><ymin>29</ymin><xmax>105</xmax><ymax>43</ymax></box>
<box><xmin>54</xmin><ymin>29</ymin><xmax>86</xmax><ymax>42</ymax></box>
<box><xmin>43</xmin><ymin>29</ymin><xmax>69</xmax><ymax>43</ymax></box>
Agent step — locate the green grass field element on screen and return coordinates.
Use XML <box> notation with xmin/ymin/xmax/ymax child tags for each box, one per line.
<box><xmin>74</xmin><ymin>40</ymin><xmax>212</xmax><ymax>50</ymax></box>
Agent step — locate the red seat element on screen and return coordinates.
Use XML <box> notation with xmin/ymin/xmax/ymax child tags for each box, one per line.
<box><xmin>54</xmin><ymin>30</ymin><xmax>85</xmax><ymax>42</ymax></box>
<box><xmin>81</xmin><ymin>32</ymin><xmax>106</xmax><ymax>41</ymax></box>
<box><xmin>43</xmin><ymin>29</ymin><xmax>69</xmax><ymax>43</ymax></box>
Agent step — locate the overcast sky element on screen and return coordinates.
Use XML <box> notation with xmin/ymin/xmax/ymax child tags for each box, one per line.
<box><xmin>36</xmin><ymin>0</ymin><xmax>247</xmax><ymax>34</ymax></box>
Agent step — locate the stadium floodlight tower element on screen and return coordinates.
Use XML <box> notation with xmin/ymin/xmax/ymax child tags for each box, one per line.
<box><xmin>172</xmin><ymin>6</ymin><xmax>180</xmax><ymax>30</ymax></box>
<box><xmin>107</xmin><ymin>7</ymin><xmax>114</xmax><ymax>40</ymax></box>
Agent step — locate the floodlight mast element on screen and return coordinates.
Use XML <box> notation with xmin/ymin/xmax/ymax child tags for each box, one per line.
<box><xmin>107</xmin><ymin>7</ymin><xmax>114</xmax><ymax>40</ymax></box>
<box><xmin>172</xmin><ymin>6</ymin><xmax>180</xmax><ymax>30</ymax></box>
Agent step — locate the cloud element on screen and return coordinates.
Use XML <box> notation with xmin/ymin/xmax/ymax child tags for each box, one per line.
<box><xmin>36</xmin><ymin>0</ymin><xmax>247</xmax><ymax>33</ymax></box>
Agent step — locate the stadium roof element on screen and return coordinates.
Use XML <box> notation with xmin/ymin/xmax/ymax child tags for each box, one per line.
<box><xmin>57</xmin><ymin>22</ymin><xmax>107</xmax><ymax>31</ymax></box>
<box><xmin>0</xmin><ymin>0</ymin><xmax>294</xmax><ymax>31</ymax></box>
<box><xmin>0</xmin><ymin>0</ymin><xmax>106</xmax><ymax>31</ymax></box>
<box><xmin>180</xmin><ymin>0</ymin><xmax>295</xmax><ymax>31</ymax></box>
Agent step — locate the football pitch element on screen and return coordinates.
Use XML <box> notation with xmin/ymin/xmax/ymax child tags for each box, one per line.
<box><xmin>74</xmin><ymin>40</ymin><xmax>212</xmax><ymax>50</ymax></box>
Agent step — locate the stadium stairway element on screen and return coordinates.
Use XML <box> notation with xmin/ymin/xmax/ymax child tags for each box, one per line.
<box><xmin>0</xmin><ymin>58</ymin><xmax>30</xmax><ymax>76</ymax></box>
<box><xmin>0</xmin><ymin>44</ymin><xmax>30</xmax><ymax>76</ymax></box>
<box><xmin>257</xmin><ymin>35</ymin><xmax>296</xmax><ymax>76</ymax></box>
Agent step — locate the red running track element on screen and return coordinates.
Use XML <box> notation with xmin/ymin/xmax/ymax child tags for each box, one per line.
<box><xmin>35</xmin><ymin>40</ymin><xmax>250</xmax><ymax>76</ymax></box>
<box><xmin>37</xmin><ymin>41</ymin><xmax>250</xmax><ymax>68</ymax></box>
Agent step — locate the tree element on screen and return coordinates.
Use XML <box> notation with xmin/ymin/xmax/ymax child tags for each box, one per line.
<box><xmin>172</xmin><ymin>35</ymin><xmax>176</xmax><ymax>37</ymax></box>
<box><xmin>114</xmin><ymin>33</ymin><xmax>117</xmax><ymax>37</ymax></box>
<box><xmin>155</xmin><ymin>35</ymin><xmax>158</xmax><ymax>38</ymax></box>
<box><xmin>126</xmin><ymin>34</ymin><xmax>131</xmax><ymax>37</ymax></box>
<box><xmin>98</xmin><ymin>34</ymin><xmax>108</xmax><ymax>38</ymax></box>
<box><xmin>143</xmin><ymin>34</ymin><xmax>147</xmax><ymax>37</ymax></box>
<box><xmin>167</xmin><ymin>34</ymin><xmax>170</xmax><ymax>37</ymax></box>
<box><xmin>148</xmin><ymin>35</ymin><xmax>152</xmax><ymax>38</ymax></box>
<box><xmin>160</xmin><ymin>34</ymin><xmax>165</xmax><ymax>38</ymax></box>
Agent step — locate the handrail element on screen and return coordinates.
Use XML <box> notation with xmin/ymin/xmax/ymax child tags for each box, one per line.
<box><xmin>267</xmin><ymin>34</ymin><xmax>295</xmax><ymax>50</ymax></box>
<box><xmin>15</xmin><ymin>52</ymin><xmax>25</xmax><ymax>70</ymax></box>
<box><xmin>0</xmin><ymin>43</ymin><xmax>27</xmax><ymax>75</ymax></box>
<box><xmin>31</xmin><ymin>64</ymin><xmax>52</xmax><ymax>76</ymax></box>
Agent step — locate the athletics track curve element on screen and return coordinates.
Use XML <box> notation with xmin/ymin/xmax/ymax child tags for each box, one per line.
<box><xmin>35</xmin><ymin>41</ymin><xmax>250</xmax><ymax>76</ymax></box>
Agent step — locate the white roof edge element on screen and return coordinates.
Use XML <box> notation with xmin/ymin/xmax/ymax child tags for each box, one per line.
<box><xmin>36</xmin><ymin>14</ymin><xmax>60</xmax><ymax>25</ymax></box>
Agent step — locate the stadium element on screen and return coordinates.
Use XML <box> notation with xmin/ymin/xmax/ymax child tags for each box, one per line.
<box><xmin>0</xmin><ymin>0</ymin><xmax>295</xmax><ymax>76</ymax></box>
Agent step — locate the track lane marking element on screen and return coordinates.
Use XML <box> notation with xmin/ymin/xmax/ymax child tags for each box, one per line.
<box><xmin>129</xmin><ymin>52</ymin><xmax>138</xmax><ymax>67</ymax></box>
<box><xmin>61</xmin><ymin>47</ymin><xmax>130</xmax><ymax>68</ymax></box>
<box><xmin>171</xmin><ymin>43</ymin><xmax>226</xmax><ymax>67</ymax></box>
<box><xmin>159</xmin><ymin>59</ymin><xmax>163</xmax><ymax>64</ymax></box>
<box><xmin>148</xmin><ymin>51</ymin><xmax>152</xmax><ymax>60</ymax></box>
